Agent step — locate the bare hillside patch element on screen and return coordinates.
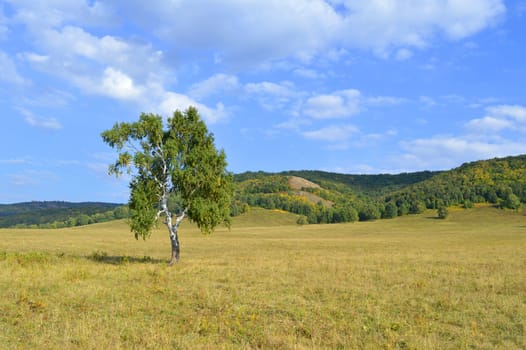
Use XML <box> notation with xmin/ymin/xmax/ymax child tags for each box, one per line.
<box><xmin>288</xmin><ymin>176</ymin><xmax>320</xmax><ymax>191</ymax></box>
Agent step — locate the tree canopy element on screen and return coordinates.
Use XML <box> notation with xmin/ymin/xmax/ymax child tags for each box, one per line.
<box><xmin>101</xmin><ymin>107</ymin><xmax>233</xmax><ymax>264</ymax></box>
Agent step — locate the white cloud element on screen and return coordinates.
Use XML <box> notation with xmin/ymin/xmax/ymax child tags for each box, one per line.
<box><xmin>395</xmin><ymin>48</ymin><xmax>413</xmax><ymax>61</ymax></box>
<box><xmin>0</xmin><ymin>6</ymin><xmax>8</xmax><ymax>40</ymax></box>
<box><xmin>9</xmin><ymin>0</ymin><xmax>114</xmax><ymax>31</ymax></box>
<box><xmin>303</xmin><ymin>89</ymin><xmax>361</xmax><ymax>119</ymax></box>
<box><xmin>107</xmin><ymin>1</ymin><xmax>504</xmax><ymax>65</ymax></box>
<box><xmin>21</xmin><ymin>52</ymin><xmax>49</xmax><ymax>63</ymax></box>
<box><xmin>245</xmin><ymin>81</ymin><xmax>296</xmax><ymax>96</ymax></box>
<box><xmin>465</xmin><ymin>116</ymin><xmax>513</xmax><ymax>132</ymax></box>
<box><xmin>366</xmin><ymin>96</ymin><xmax>407</xmax><ymax>106</ymax></box>
<box><xmin>303</xmin><ymin>124</ymin><xmax>359</xmax><ymax>141</ymax></box>
<box><xmin>6</xmin><ymin>0</ymin><xmax>506</xmax><ymax>79</ymax></box>
<box><xmin>99</xmin><ymin>67</ymin><xmax>142</xmax><ymax>100</ymax></box>
<box><xmin>0</xmin><ymin>51</ymin><xmax>27</xmax><ymax>85</ymax></box>
<box><xmin>189</xmin><ymin>74</ymin><xmax>240</xmax><ymax>99</ymax></box>
<box><xmin>293</xmin><ymin>68</ymin><xmax>326</xmax><ymax>79</ymax></box>
<box><xmin>419</xmin><ymin>96</ymin><xmax>437</xmax><ymax>107</ymax></box>
<box><xmin>35</xmin><ymin>25</ymin><xmax>165</xmax><ymax>83</ymax></box>
<box><xmin>125</xmin><ymin>0</ymin><xmax>342</xmax><ymax>66</ymax></box>
<box><xmin>400</xmin><ymin>136</ymin><xmax>526</xmax><ymax>169</ymax></box>
<box><xmin>466</xmin><ymin>104</ymin><xmax>526</xmax><ymax>134</ymax></box>
<box><xmin>158</xmin><ymin>92</ymin><xmax>227</xmax><ymax>124</ymax></box>
<box><xmin>398</xmin><ymin>104</ymin><xmax>526</xmax><ymax>170</ymax></box>
<box><xmin>338</xmin><ymin>0</ymin><xmax>505</xmax><ymax>55</ymax></box>
<box><xmin>245</xmin><ymin>81</ymin><xmax>300</xmax><ymax>111</ymax></box>
<box><xmin>18</xmin><ymin>108</ymin><xmax>62</xmax><ymax>130</ymax></box>
<box><xmin>486</xmin><ymin>105</ymin><xmax>526</xmax><ymax>122</ymax></box>
<box><xmin>0</xmin><ymin>158</ymin><xmax>31</xmax><ymax>165</ymax></box>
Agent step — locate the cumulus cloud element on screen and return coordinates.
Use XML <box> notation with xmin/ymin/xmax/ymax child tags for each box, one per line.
<box><xmin>121</xmin><ymin>0</ymin><xmax>342</xmax><ymax>66</ymax></box>
<box><xmin>337</xmin><ymin>0</ymin><xmax>505</xmax><ymax>56</ymax></box>
<box><xmin>111</xmin><ymin>0</ymin><xmax>505</xmax><ymax>64</ymax></box>
<box><xmin>99</xmin><ymin>67</ymin><xmax>142</xmax><ymax>100</ymax></box>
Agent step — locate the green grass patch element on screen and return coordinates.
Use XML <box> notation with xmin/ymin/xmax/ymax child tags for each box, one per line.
<box><xmin>1</xmin><ymin>207</ymin><xmax>525</xmax><ymax>348</ymax></box>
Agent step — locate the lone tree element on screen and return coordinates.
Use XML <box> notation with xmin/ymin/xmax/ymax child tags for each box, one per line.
<box><xmin>101</xmin><ymin>107</ymin><xmax>233</xmax><ymax>265</ymax></box>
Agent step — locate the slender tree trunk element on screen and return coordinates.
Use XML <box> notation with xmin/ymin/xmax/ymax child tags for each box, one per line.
<box><xmin>167</xmin><ymin>210</ymin><xmax>186</xmax><ymax>265</ymax></box>
<box><xmin>160</xmin><ymin>195</ymin><xmax>186</xmax><ymax>265</ymax></box>
<box><xmin>168</xmin><ymin>225</ymin><xmax>180</xmax><ymax>266</ymax></box>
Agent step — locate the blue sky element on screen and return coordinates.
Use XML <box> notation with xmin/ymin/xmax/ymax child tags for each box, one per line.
<box><xmin>1</xmin><ymin>0</ymin><xmax>526</xmax><ymax>203</ymax></box>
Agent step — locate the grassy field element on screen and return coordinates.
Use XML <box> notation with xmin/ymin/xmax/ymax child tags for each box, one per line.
<box><xmin>0</xmin><ymin>206</ymin><xmax>525</xmax><ymax>349</ymax></box>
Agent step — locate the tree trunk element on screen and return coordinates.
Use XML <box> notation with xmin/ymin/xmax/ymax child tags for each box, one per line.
<box><xmin>159</xmin><ymin>195</ymin><xmax>187</xmax><ymax>265</ymax></box>
<box><xmin>164</xmin><ymin>201</ymin><xmax>186</xmax><ymax>266</ymax></box>
<box><xmin>168</xmin><ymin>225</ymin><xmax>180</xmax><ymax>266</ymax></box>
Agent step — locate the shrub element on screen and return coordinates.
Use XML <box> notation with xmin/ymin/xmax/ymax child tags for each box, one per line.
<box><xmin>437</xmin><ymin>206</ymin><xmax>449</xmax><ymax>219</ymax></box>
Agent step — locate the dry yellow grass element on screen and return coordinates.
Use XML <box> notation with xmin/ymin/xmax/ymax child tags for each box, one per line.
<box><xmin>1</xmin><ymin>206</ymin><xmax>525</xmax><ymax>349</ymax></box>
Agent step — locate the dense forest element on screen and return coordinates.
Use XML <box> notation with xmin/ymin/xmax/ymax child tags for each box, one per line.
<box><xmin>1</xmin><ymin>155</ymin><xmax>524</xmax><ymax>228</ymax></box>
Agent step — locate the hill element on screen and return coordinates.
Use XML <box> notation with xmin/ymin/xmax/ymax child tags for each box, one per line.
<box><xmin>0</xmin><ymin>201</ymin><xmax>128</xmax><ymax>229</ymax></box>
<box><xmin>385</xmin><ymin>155</ymin><xmax>526</xmax><ymax>212</ymax></box>
<box><xmin>233</xmin><ymin>155</ymin><xmax>526</xmax><ymax>224</ymax></box>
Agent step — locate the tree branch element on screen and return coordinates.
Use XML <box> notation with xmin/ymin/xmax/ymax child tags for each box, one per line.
<box><xmin>172</xmin><ymin>208</ymin><xmax>187</xmax><ymax>231</ymax></box>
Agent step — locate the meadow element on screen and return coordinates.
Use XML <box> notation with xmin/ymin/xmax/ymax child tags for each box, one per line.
<box><xmin>0</xmin><ymin>206</ymin><xmax>525</xmax><ymax>349</ymax></box>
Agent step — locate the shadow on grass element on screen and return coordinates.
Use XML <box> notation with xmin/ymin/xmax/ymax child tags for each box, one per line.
<box><xmin>87</xmin><ymin>250</ymin><xmax>164</xmax><ymax>265</ymax></box>
<box><xmin>425</xmin><ymin>216</ymin><xmax>444</xmax><ymax>220</ymax></box>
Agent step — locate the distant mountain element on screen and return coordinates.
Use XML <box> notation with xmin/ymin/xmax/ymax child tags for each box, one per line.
<box><xmin>0</xmin><ymin>201</ymin><xmax>128</xmax><ymax>229</ymax></box>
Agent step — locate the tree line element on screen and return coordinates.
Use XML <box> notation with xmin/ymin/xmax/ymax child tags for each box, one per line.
<box><xmin>0</xmin><ymin>202</ymin><xmax>129</xmax><ymax>229</ymax></box>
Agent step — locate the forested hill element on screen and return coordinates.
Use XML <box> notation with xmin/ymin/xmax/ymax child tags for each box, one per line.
<box><xmin>233</xmin><ymin>155</ymin><xmax>526</xmax><ymax>224</ymax></box>
<box><xmin>0</xmin><ymin>201</ymin><xmax>128</xmax><ymax>228</ymax></box>
<box><xmin>385</xmin><ymin>155</ymin><xmax>526</xmax><ymax>211</ymax></box>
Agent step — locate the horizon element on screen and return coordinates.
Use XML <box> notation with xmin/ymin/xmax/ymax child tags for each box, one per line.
<box><xmin>2</xmin><ymin>1</ymin><xmax>526</xmax><ymax>203</ymax></box>
<box><xmin>3</xmin><ymin>153</ymin><xmax>524</xmax><ymax>205</ymax></box>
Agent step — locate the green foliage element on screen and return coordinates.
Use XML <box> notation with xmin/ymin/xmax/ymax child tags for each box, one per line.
<box><xmin>296</xmin><ymin>215</ymin><xmax>308</xmax><ymax>225</ymax></box>
<box><xmin>128</xmin><ymin>176</ymin><xmax>159</xmax><ymax>240</ymax></box>
<box><xmin>101</xmin><ymin>107</ymin><xmax>233</xmax><ymax>239</ymax></box>
<box><xmin>501</xmin><ymin>192</ymin><xmax>521</xmax><ymax>210</ymax></box>
<box><xmin>437</xmin><ymin>206</ymin><xmax>449</xmax><ymax>219</ymax></box>
<box><xmin>386</xmin><ymin>155</ymin><xmax>526</xmax><ymax>213</ymax></box>
<box><xmin>382</xmin><ymin>201</ymin><xmax>398</xmax><ymax>219</ymax></box>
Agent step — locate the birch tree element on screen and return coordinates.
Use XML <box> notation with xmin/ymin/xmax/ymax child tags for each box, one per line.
<box><xmin>101</xmin><ymin>107</ymin><xmax>233</xmax><ymax>265</ymax></box>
